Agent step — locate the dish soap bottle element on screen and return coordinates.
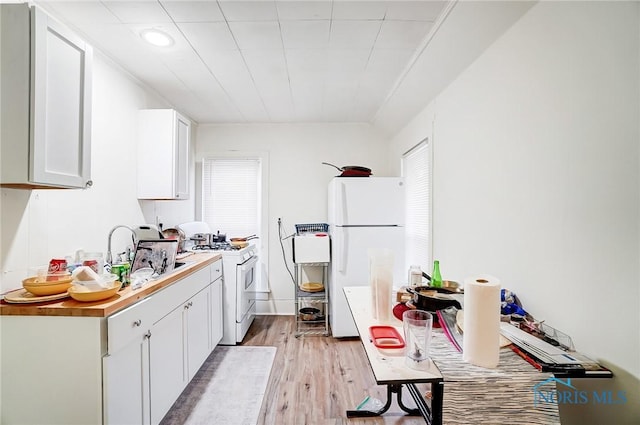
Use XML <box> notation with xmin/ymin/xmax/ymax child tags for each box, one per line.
<box><xmin>431</xmin><ymin>260</ymin><xmax>442</xmax><ymax>288</ymax></box>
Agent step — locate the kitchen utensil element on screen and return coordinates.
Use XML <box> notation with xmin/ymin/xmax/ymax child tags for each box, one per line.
<box><xmin>369</xmin><ymin>326</ymin><xmax>405</xmax><ymax>349</ymax></box>
<box><xmin>191</xmin><ymin>233</ymin><xmax>211</xmax><ymax>247</ymax></box>
<box><xmin>3</xmin><ymin>288</ymin><xmax>70</xmax><ymax>303</ymax></box>
<box><xmin>402</xmin><ymin>309</ymin><xmax>433</xmax><ymax>370</ymax></box>
<box><xmin>68</xmin><ymin>275</ymin><xmax>121</xmax><ymax>302</ymax></box>
<box><xmin>230</xmin><ymin>234</ymin><xmax>258</xmax><ymax>242</ymax></box>
<box><xmin>211</xmin><ymin>230</ymin><xmax>226</xmax><ymax>243</ymax></box>
<box><xmin>300</xmin><ymin>282</ymin><xmax>324</xmax><ymax>292</ymax></box>
<box><xmin>22</xmin><ymin>274</ymin><xmax>73</xmax><ymax>296</ymax></box>
<box><xmin>133</xmin><ymin>224</ymin><xmax>163</xmax><ymax>240</ymax></box>
<box><xmin>405</xmin><ymin>286</ymin><xmax>462</xmax><ymax>312</ymax></box>
<box><xmin>440</xmin><ymin>280</ymin><xmax>463</xmax><ymax>293</ymax></box>
<box><xmin>230</xmin><ymin>240</ymin><xmax>249</xmax><ymax>249</ymax></box>
<box><xmin>131</xmin><ymin>239</ymin><xmax>179</xmax><ymax>275</ymax></box>
<box><xmin>322</xmin><ymin>162</ymin><xmax>372</xmax><ymax>177</ymax></box>
<box><xmin>162</xmin><ymin>228</ymin><xmax>186</xmax><ymax>252</ymax></box>
<box><xmin>299</xmin><ymin>307</ymin><xmax>320</xmax><ymax>321</ymax></box>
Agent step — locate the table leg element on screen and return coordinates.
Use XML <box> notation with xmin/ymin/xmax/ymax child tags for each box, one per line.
<box><xmin>346</xmin><ymin>384</ymin><xmax>423</xmax><ymax>419</ymax></box>
<box><xmin>430</xmin><ymin>381</ymin><xmax>443</xmax><ymax>425</ymax></box>
<box><xmin>406</xmin><ymin>383</ymin><xmax>431</xmax><ymax>424</ymax></box>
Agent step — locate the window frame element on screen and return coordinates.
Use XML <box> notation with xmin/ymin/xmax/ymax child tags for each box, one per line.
<box><xmin>401</xmin><ymin>138</ymin><xmax>433</xmax><ymax>275</ymax></box>
<box><xmin>196</xmin><ymin>151</ymin><xmax>270</xmax><ymax>290</ymax></box>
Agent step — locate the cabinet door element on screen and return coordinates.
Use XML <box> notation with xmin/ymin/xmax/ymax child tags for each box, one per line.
<box><xmin>30</xmin><ymin>6</ymin><xmax>92</xmax><ymax>188</ymax></box>
<box><xmin>103</xmin><ymin>335</ymin><xmax>151</xmax><ymax>425</ymax></box>
<box><xmin>187</xmin><ymin>287</ymin><xmax>211</xmax><ymax>379</ymax></box>
<box><xmin>210</xmin><ymin>278</ymin><xmax>223</xmax><ymax>348</ymax></box>
<box><xmin>137</xmin><ymin>109</ymin><xmax>190</xmax><ymax>199</ymax></box>
<box><xmin>175</xmin><ymin>114</ymin><xmax>190</xmax><ymax>199</ymax></box>
<box><xmin>149</xmin><ymin>306</ymin><xmax>186</xmax><ymax>425</ymax></box>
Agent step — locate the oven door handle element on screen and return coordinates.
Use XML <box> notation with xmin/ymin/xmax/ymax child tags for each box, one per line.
<box><xmin>239</xmin><ymin>255</ymin><xmax>258</xmax><ymax>272</ymax></box>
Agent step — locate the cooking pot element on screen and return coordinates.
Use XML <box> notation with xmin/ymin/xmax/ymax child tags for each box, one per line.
<box><xmin>211</xmin><ymin>231</ymin><xmax>226</xmax><ymax>243</ymax></box>
<box><xmin>299</xmin><ymin>307</ymin><xmax>320</xmax><ymax>321</ymax></box>
<box><xmin>191</xmin><ymin>233</ymin><xmax>211</xmax><ymax>247</ymax></box>
<box><xmin>322</xmin><ymin>162</ymin><xmax>372</xmax><ymax>177</ymax></box>
<box><xmin>406</xmin><ymin>286</ymin><xmax>462</xmax><ymax>312</ymax></box>
<box><xmin>162</xmin><ymin>228</ymin><xmax>186</xmax><ymax>252</ymax></box>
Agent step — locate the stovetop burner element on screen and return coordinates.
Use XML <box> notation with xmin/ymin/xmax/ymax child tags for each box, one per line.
<box><xmin>192</xmin><ymin>242</ymin><xmax>237</xmax><ymax>251</ymax></box>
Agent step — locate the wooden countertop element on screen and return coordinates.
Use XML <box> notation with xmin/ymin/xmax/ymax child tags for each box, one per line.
<box><xmin>0</xmin><ymin>253</ymin><xmax>222</xmax><ymax>318</ymax></box>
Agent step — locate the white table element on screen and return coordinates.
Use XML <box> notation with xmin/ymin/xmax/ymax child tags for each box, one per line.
<box><xmin>343</xmin><ymin>286</ymin><xmax>444</xmax><ymax>424</ymax></box>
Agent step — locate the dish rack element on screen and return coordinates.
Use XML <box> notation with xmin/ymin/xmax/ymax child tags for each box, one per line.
<box><xmin>295</xmin><ymin>223</ymin><xmax>329</xmax><ymax>234</ymax></box>
<box><xmin>293</xmin><ymin>223</ymin><xmax>330</xmax><ymax>337</ymax></box>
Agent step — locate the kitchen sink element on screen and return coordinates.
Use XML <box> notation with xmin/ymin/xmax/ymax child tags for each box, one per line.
<box><xmin>173</xmin><ymin>261</ymin><xmax>191</xmax><ymax>271</ymax></box>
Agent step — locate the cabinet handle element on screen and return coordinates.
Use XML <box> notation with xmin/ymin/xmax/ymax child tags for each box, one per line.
<box><xmin>85</xmin><ymin>180</ymin><xmax>93</xmax><ymax>188</ymax></box>
<box><xmin>133</xmin><ymin>319</ymin><xmax>142</xmax><ymax>327</ymax></box>
<box><xmin>144</xmin><ymin>330</ymin><xmax>151</xmax><ymax>339</ymax></box>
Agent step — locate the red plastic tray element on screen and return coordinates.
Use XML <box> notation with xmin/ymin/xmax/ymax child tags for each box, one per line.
<box><xmin>369</xmin><ymin>326</ymin><xmax>405</xmax><ymax>349</ymax></box>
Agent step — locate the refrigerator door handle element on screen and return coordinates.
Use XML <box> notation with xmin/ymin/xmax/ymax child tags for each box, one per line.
<box><xmin>338</xmin><ymin>227</ymin><xmax>348</xmax><ymax>273</ymax></box>
<box><xmin>339</xmin><ymin>181</ymin><xmax>348</xmax><ymax>224</ymax></box>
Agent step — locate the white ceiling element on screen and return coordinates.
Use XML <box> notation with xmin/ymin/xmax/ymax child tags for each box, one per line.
<box><xmin>34</xmin><ymin>1</ymin><xmax>536</xmax><ymax>134</ymax></box>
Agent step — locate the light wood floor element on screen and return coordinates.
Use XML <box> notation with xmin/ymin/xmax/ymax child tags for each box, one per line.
<box><xmin>242</xmin><ymin>315</ymin><xmax>429</xmax><ymax>425</ymax></box>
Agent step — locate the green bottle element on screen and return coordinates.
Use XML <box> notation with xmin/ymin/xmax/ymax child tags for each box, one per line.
<box><xmin>431</xmin><ymin>260</ymin><xmax>442</xmax><ymax>288</ymax></box>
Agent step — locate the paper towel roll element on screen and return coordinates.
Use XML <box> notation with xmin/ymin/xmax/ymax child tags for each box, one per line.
<box><xmin>462</xmin><ymin>275</ymin><xmax>501</xmax><ymax>368</ymax></box>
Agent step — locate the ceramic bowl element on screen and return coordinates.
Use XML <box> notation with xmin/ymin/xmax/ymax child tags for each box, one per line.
<box><xmin>68</xmin><ymin>275</ymin><xmax>121</xmax><ymax>302</ymax></box>
<box><xmin>22</xmin><ymin>274</ymin><xmax>73</xmax><ymax>296</ymax></box>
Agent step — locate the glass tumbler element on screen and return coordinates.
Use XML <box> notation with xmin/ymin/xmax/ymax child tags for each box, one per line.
<box><xmin>403</xmin><ymin>309</ymin><xmax>433</xmax><ymax>370</ymax></box>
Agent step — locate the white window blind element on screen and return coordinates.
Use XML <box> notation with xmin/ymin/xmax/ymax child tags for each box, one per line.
<box><xmin>202</xmin><ymin>158</ymin><xmax>260</xmax><ymax>237</ymax></box>
<box><xmin>403</xmin><ymin>141</ymin><xmax>431</xmax><ymax>272</ymax></box>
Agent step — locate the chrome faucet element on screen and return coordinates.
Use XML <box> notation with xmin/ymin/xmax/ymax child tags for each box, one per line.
<box><xmin>106</xmin><ymin>225</ymin><xmax>136</xmax><ymax>267</ymax></box>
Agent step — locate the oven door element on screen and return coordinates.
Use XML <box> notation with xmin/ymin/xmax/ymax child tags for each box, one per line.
<box><xmin>236</xmin><ymin>255</ymin><xmax>258</xmax><ymax>322</ymax></box>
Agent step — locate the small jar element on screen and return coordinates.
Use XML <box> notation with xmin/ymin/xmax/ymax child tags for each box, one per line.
<box><xmin>408</xmin><ymin>265</ymin><xmax>422</xmax><ymax>287</ymax></box>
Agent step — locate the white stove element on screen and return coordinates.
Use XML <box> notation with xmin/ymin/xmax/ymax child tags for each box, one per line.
<box><xmin>179</xmin><ymin>234</ymin><xmax>257</xmax><ymax>344</ymax></box>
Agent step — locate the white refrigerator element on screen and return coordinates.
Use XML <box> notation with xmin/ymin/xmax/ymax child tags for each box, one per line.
<box><xmin>328</xmin><ymin>177</ymin><xmax>405</xmax><ymax>337</ymax></box>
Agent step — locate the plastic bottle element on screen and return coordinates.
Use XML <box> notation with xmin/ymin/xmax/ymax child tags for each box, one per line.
<box><xmin>431</xmin><ymin>260</ymin><xmax>442</xmax><ymax>288</ymax></box>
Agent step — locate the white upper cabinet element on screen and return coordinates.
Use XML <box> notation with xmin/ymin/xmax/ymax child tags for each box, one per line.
<box><xmin>0</xmin><ymin>4</ymin><xmax>93</xmax><ymax>189</ymax></box>
<box><xmin>137</xmin><ymin>109</ymin><xmax>191</xmax><ymax>200</ymax></box>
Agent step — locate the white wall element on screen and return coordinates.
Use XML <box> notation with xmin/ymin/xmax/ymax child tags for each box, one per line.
<box><xmin>389</xmin><ymin>2</ymin><xmax>639</xmax><ymax>423</ymax></box>
<box><xmin>0</xmin><ymin>53</ymin><xmax>170</xmax><ymax>292</ymax></box>
<box><xmin>196</xmin><ymin>123</ymin><xmax>391</xmax><ymax>314</ymax></box>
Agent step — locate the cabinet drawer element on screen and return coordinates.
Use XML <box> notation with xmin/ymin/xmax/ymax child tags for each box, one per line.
<box><xmin>107</xmin><ymin>297</ymin><xmax>155</xmax><ymax>354</ymax></box>
<box><xmin>107</xmin><ymin>266</ymin><xmax>211</xmax><ymax>354</ymax></box>
<box><xmin>210</xmin><ymin>259</ymin><xmax>222</xmax><ymax>282</ymax></box>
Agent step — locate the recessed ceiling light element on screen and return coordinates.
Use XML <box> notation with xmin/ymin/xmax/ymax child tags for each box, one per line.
<box><xmin>141</xmin><ymin>29</ymin><xmax>174</xmax><ymax>47</ymax></box>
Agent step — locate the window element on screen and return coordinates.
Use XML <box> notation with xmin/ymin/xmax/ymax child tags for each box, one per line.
<box><xmin>402</xmin><ymin>139</ymin><xmax>431</xmax><ymax>273</ymax></box>
<box><xmin>202</xmin><ymin>158</ymin><xmax>261</xmax><ymax>239</ymax></box>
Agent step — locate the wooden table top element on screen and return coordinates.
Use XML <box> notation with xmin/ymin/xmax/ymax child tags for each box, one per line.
<box><xmin>0</xmin><ymin>253</ymin><xmax>221</xmax><ymax>318</ymax></box>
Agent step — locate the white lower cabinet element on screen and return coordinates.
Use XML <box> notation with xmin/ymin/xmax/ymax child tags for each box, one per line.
<box><xmin>149</xmin><ymin>304</ymin><xmax>186</xmax><ymax>425</ymax></box>
<box><xmin>0</xmin><ymin>260</ymin><xmax>225</xmax><ymax>425</ymax></box>
<box><xmin>210</xmin><ymin>278</ymin><xmax>223</xmax><ymax>348</ymax></box>
<box><xmin>103</xmin><ymin>334</ymin><xmax>150</xmax><ymax>425</ymax></box>
<box><xmin>186</xmin><ymin>286</ymin><xmax>212</xmax><ymax>379</ymax></box>
<box><xmin>103</xmin><ymin>260</ymin><xmax>224</xmax><ymax>425</ymax></box>
<box><xmin>209</xmin><ymin>259</ymin><xmax>224</xmax><ymax>349</ymax></box>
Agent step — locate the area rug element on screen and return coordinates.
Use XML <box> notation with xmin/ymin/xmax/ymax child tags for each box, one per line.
<box><xmin>160</xmin><ymin>346</ymin><xmax>277</xmax><ymax>425</ymax></box>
